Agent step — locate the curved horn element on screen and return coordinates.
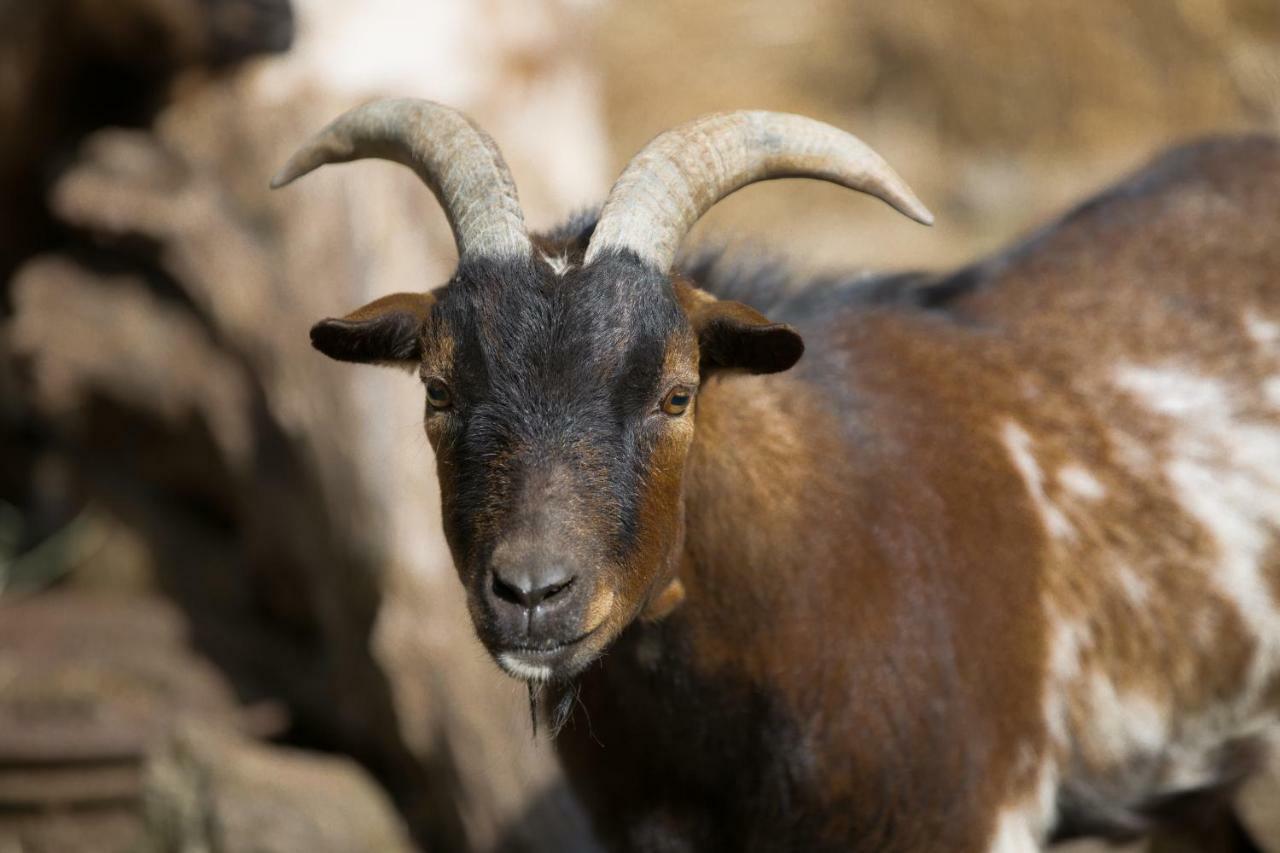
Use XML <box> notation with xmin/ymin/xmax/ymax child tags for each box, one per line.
<box><xmin>271</xmin><ymin>98</ymin><xmax>531</xmax><ymax>258</ymax></box>
<box><xmin>584</xmin><ymin>111</ymin><xmax>933</xmax><ymax>270</ymax></box>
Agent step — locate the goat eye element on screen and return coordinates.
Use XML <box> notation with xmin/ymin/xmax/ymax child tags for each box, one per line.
<box><xmin>426</xmin><ymin>378</ymin><xmax>452</xmax><ymax>410</ymax></box>
<box><xmin>661</xmin><ymin>386</ymin><xmax>693</xmax><ymax>416</ymax></box>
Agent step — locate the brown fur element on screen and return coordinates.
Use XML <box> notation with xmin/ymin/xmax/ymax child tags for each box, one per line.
<box><xmin>552</xmin><ymin>136</ymin><xmax>1280</xmax><ymax>850</ymax></box>
<box><xmin>311</xmin><ymin>135</ymin><xmax>1280</xmax><ymax>850</ymax></box>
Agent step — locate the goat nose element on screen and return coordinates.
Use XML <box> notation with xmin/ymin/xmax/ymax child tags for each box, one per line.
<box><xmin>491</xmin><ymin>568</ymin><xmax>575</xmax><ymax>610</ymax></box>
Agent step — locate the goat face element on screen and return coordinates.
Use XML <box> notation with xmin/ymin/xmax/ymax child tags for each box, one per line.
<box><xmin>310</xmin><ymin>249</ymin><xmax>802</xmax><ymax>682</ymax></box>
<box><xmin>275</xmin><ymin>99</ymin><xmax>926</xmax><ymax>683</ymax></box>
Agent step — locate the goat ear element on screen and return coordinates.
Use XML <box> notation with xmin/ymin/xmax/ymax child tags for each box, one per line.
<box><xmin>685</xmin><ymin>294</ymin><xmax>804</xmax><ymax>375</ymax></box>
<box><xmin>310</xmin><ymin>292</ymin><xmax>436</xmax><ymax>367</ymax></box>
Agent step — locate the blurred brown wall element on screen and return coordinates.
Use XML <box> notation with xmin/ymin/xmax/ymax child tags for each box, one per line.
<box><xmin>594</xmin><ymin>0</ymin><xmax>1280</xmax><ymax>272</ymax></box>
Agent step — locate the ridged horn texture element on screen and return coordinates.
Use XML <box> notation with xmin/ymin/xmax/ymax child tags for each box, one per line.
<box><xmin>584</xmin><ymin>111</ymin><xmax>934</xmax><ymax>270</ymax></box>
<box><xmin>271</xmin><ymin>98</ymin><xmax>531</xmax><ymax>258</ymax></box>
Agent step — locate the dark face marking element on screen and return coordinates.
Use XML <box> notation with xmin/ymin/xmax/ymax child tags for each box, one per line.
<box><xmin>421</xmin><ymin>254</ymin><xmax>699</xmax><ymax>681</ymax></box>
<box><xmin>309</xmin><ymin>246</ymin><xmax>803</xmax><ymax>683</ymax></box>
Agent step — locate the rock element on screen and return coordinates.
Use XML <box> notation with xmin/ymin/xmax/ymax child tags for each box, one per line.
<box><xmin>141</xmin><ymin>722</ymin><xmax>413</xmax><ymax>853</ymax></box>
<box><xmin>0</xmin><ymin>592</ymin><xmax>256</xmax><ymax>853</ymax></box>
<box><xmin>4</xmin><ymin>2</ymin><xmax>607</xmax><ymax>846</ymax></box>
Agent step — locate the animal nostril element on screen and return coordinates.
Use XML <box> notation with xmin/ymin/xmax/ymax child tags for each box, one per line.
<box><xmin>491</xmin><ymin>573</ymin><xmax>524</xmax><ymax>606</ymax></box>
<box><xmin>534</xmin><ymin>577</ymin><xmax>574</xmax><ymax>606</ymax></box>
<box><xmin>491</xmin><ymin>571</ymin><xmax>575</xmax><ymax>610</ymax></box>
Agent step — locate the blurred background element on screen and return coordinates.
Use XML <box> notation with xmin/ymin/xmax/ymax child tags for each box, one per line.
<box><xmin>0</xmin><ymin>0</ymin><xmax>1277</xmax><ymax>850</ymax></box>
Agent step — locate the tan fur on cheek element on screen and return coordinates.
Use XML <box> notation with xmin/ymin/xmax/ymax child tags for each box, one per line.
<box><xmin>618</xmin><ymin>416</ymin><xmax>696</xmax><ymax>617</ymax></box>
<box><xmin>595</xmin><ymin>329</ymin><xmax>699</xmax><ymax>625</ymax></box>
<box><xmin>585</xmin><ymin>586</ymin><xmax>617</xmax><ymax>633</ymax></box>
<box><xmin>641</xmin><ymin>578</ymin><xmax>686</xmax><ymax>622</ymax></box>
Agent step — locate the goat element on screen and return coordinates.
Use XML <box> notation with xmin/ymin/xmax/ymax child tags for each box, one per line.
<box><xmin>273</xmin><ymin>99</ymin><xmax>1280</xmax><ymax>851</ymax></box>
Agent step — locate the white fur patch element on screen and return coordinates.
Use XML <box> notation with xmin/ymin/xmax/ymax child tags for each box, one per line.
<box><xmin>1113</xmin><ymin>365</ymin><xmax>1280</xmax><ymax>704</ymax></box>
<box><xmin>1085</xmin><ymin>674</ymin><xmax>1168</xmax><ymax>762</ymax></box>
<box><xmin>1244</xmin><ymin>311</ymin><xmax>1280</xmax><ymax>349</ymax></box>
<box><xmin>1114</xmin><ymin>564</ymin><xmax>1150</xmax><ymax>606</ymax></box>
<box><xmin>1002</xmin><ymin>421</ymin><xmax>1075</xmax><ymax>541</ymax></box>
<box><xmin>986</xmin><ymin>808</ymin><xmax>1039</xmax><ymax>852</ymax></box>
<box><xmin>1005</xmin><ymin>746</ymin><xmax>1059</xmax><ymax>845</ymax></box>
<box><xmin>1264</xmin><ymin>377</ymin><xmax>1280</xmax><ymax>409</ymax></box>
<box><xmin>1028</xmin><ymin>759</ymin><xmax>1059</xmax><ymax>841</ymax></box>
<box><xmin>1044</xmin><ymin>617</ymin><xmax>1090</xmax><ymax>746</ymax></box>
<box><xmin>497</xmin><ymin>653</ymin><xmax>554</xmax><ymax>683</ymax></box>
<box><xmin>1033</xmin><ymin>364</ymin><xmax>1280</xmax><ymax>839</ymax></box>
<box><xmin>1057</xmin><ymin>464</ymin><xmax>1105</xmax><ymax>501</ymax></box>
<box><xmin>540</xmin><ymin>251</ymin><xmax>574</xmax><ymax>276</ymax></box>
<box><xmin>1108</xmin><ymin>427</ymin><xmax>1155</xmax><ymax>475</ymax></box>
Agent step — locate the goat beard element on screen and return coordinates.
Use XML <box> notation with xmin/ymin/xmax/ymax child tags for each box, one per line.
<box><xmin>526</xmin><ymin>681</ymin><xmax>578</xmax><ymax>739</ymax></box>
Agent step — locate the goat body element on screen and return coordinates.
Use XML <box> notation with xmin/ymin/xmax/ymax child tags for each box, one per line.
<box><xmin>279</xmin><ymin>97</ymin><xmax>1280</xmax><ymax>850</ymax></box>
<box><xmin>547</xmin><ymin>136</ymin><xmax>1280</xmax><ymax>851</ymax></box>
